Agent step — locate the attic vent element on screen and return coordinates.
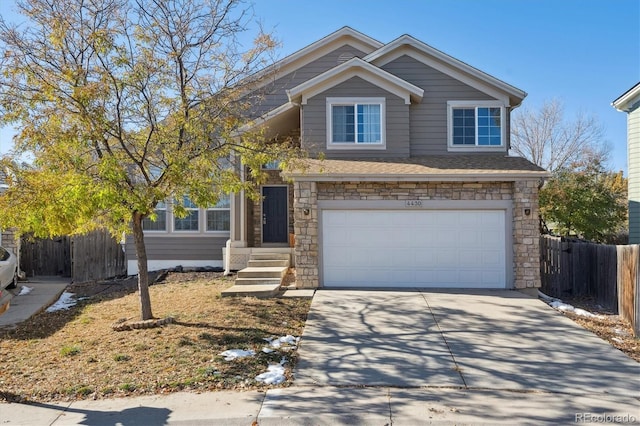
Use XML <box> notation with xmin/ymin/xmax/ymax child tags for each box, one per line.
<box><xmin>337</xmin><ymin>52</ymin><xmax>355</xmax><ymax>64</ymax></box>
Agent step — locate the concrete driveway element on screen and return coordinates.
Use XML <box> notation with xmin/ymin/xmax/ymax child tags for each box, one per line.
<box><xmin>286</xmin><ymin>291</ymin><xmax>640</xmax><ymax>423</ymax></box>
<box><xmin>294</xmin><ymin>290</ymin><xmax>639</xmax><ymax>394</ymax></box>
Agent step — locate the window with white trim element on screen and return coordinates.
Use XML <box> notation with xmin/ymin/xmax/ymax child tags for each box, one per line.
<box><xmin>142</xmin><ymin>201</ymin><xmax>167</xmax><ymax>231</ymax></box>
<box><xmin>327</xmin><ymin>97</ymin><xmax>385</xmax><ymax>148</ymax></box>
<box><xmin>448</xmin><ymin>101</ymin><xmax>505</xmax><ymax>149</ymax></box>
<box><xmin>206</xmin><ymin>194</ymin><xmax>231</xmax><ymax>232</ymax></box>
<box><xmin>262</xmin><ymin>160</ymin><xmax>280</xmax><ymax>170</ymax></box>
<box><xmin>174</xmin><ymin>196</ymin><xmax>199</xmax><ymax>231</ymax></box>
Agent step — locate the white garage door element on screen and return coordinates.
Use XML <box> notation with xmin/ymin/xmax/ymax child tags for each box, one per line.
<box><xmin>322</xmin><ymin>209</ymin><xmax>506</xmax><ymax>288</ymax></box>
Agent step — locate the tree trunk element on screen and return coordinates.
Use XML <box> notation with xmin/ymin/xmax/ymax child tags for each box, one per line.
<box><xmin>132</xmin><ymin>212</ymin><xmax>153</xmax><ymax>320</ymax></box>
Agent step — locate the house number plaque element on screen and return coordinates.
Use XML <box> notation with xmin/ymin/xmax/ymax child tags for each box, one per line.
<box><xmin>405</xmin><ymin>200</ymin><xmax>422</xmax><ymax>207</ymax></box>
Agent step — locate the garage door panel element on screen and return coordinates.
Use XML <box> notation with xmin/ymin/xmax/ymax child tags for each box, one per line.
<box><xmin>435</xmin><ymin>248</ymin><xmax>458</xmax><ymax>267</ymax></box>
<box><xmin>322</xmin><ymin>209</ymin><xmax>507</xmax><ymax>288</ymax></box>
<box><xmin>414</xmin><ymin>249</ymin><xmax>438</xmax><ymax>266</ymax></box>
<box><xmin>458</xmin><ymin>250</ymin><xmax>483</xmax><ymax>267</ymax></box>
<box><xmin>351</xmin><ymin>268</ymin><xmax>391</xmax><ymax>284</ymax></box>
<box><xmin>482</xmin><ymin>230</ymin><xmax>504</xmax><ymax>246</ymax></box>
<box><xmin>481</xmin><ymin>250</ymin><xmax>503</xmax><ymax>266</ymax></box>
<box><xmin>390</xmin><ymin>248</ymin><xmax>416</xmax><ymax>267</ymax></box>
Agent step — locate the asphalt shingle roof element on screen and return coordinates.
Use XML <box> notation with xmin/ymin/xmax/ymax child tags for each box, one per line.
<box><xmin>284</xmin><ymin>155</ymin><xmax>548</xmax><ymax>181</ymax></box>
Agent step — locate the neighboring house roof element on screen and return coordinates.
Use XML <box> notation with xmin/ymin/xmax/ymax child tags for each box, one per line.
<box><xmin>365</xmin><ymin>34</ymin><xmax>527</xmax><ymax>107</ymax></box>
<box><xmin>287</xmin><ymin>57</ymin><xmax>424</xmax><ymax>105</ymax></box>
<box><xmin>613</xmin><ymin>82</ymin><xmax>640</xmax><ymax>112</ymax></box>
<box><xmin>284</xmin><ymin>155</ymin><xmax>549</xmax><ymax>182</ymax></box>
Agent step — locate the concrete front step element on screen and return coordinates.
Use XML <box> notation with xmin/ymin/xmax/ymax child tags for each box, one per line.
<box><xmin>234</xmin><ymin>277</ymin><xmax>281</xmax><ymax>286</ymax></box>
<box><xmin>237</xmin><ymin>266</ymin><xmax>288</xmax><ymax>279</ymax></box>
<box><xmin>221</xmin><ymin>283</ymin><xmax>281</xmax><ymax>298</ymax></box>
<box><xmin>250</xmin><ymin>253</ymin><xmax>291</xmax><ymax>262</ymax></box>
<box><xmin>247</xmin><ymin>259</ymin><xmax>289</xmax><ymax>268</ymax></box>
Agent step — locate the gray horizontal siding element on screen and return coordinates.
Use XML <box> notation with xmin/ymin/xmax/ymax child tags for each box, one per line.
<box><xmin>302</xmin><ymin>76</ymin><xmax>410</xmax><ymax>158</ymax></box>
<box><xmin>628</xmin><ymin>108</ymin><xmax>640</xmax><ymax>243</ymax></box>
<box><xmin>250</xmin><ymin>45</ymin><xmax>369</xmax><ymax>117</ymax></box>
<box><xmin>125</xmin><ymin>236</ymin><xmax>227</xmax><ymax>261</ymax></box>
<box><xmin>381</xmin><ymin>55</ymin><xmax>497</xmax><ymax>155</ymax></box>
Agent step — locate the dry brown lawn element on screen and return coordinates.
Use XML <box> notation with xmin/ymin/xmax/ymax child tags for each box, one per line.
<box><xmin>0</xmin><ymin>272</ymin><xmax>310</xmax><ymax>403</ymax></box>
<box><xmin>561</xmin><ymin>297</ymin><xmax>639</xmax><ymax>363</ymax></box>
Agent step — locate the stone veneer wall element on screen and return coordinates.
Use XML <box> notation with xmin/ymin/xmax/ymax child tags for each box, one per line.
<box><xmin>250</xmin><ymin>170</ymin><xmax>294</xmax><ymax>247</ymax></box>
<box><xmin>293</xmin><ymin>180</ymin><xmax>541</xmax><ymax>289</ymax></box>
<box><xmin>1</xmin><ymin>229</ymin><xmax>19</xmax><ymax>256</ymax></box>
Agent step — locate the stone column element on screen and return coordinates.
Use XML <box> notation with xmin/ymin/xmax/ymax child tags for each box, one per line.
<box><xmin>293</xmin><ymin>181</ymin><xmax>319</xmax><ymax>288</ymax></box>
<box><xmin>513</xmin><ymin>180</ymin><xmax>541</xmax><ymax>289</ymax></box>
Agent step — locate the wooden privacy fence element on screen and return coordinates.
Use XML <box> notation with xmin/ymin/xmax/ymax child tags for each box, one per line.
<box><xmin>20</xmin><ymin>236</ymin><xmax>71</xmax><ymax>277</ymax></box>
<box><xmin>20</xmin><ymin>230</ymin><xmax>126</xmax><ymax>283</ymax></box>
<box><xmin>616</xmin><ymin>245</ymin><xmax>640</xmax><ymax>338</ymax></box>
<box><xmin>540</xmin><ymin>235</ymin><xmax>640</xmax><ymax>336</ymax></box>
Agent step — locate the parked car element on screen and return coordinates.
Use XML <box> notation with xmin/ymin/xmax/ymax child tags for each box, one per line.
<box><xmin>0</xmin><ymin>246</ymin><xmax>17</xmax><ymax>316</ymax></box>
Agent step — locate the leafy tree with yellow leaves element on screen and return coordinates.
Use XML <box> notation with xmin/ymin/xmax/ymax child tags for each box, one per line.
<box><xmin>0</xmin><ymin>0</ymin><xmax>299</xmax><ymax>320</ymax></box>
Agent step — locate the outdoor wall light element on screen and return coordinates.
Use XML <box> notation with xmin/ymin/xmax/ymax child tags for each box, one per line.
<box><xmin>524</xmin><ymin>208</ymin><xmax>531</xmax><ymax>216</ymax></box>
<box><xmin>303</xmin><ymin>208</ymin><xmax>310</xmax><ymax>215</ymax></box>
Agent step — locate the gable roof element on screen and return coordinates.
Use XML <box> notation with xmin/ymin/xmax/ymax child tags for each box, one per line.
<box><xmin>286</xmin><ymin>57</ymin><xmax>424</xmax><ymax>105</ymax></box>
<box><xmin>613</xmin><ymin>82</ymin><xmax>640</xmax><ymax>112</ymax></box>
<box><xmin>365</xmin><ymin>35</ymin><xmax>526</xmax><ymax>107</ymax></box>
<box><xmin>248</xmin><ymin>27</ymin><xmax>528</xmax><ymax>133</ymax></box>
<box><xmin>251</xmin><ymin>27</ymin><xmax>383</xmax><ymax>90</ymax></box>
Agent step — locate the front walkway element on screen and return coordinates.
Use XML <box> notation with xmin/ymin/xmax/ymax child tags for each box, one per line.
<box><xmin>0</xmin><ymin>276</ymin><xmax>69</xmax><ymax>329</ymax></box>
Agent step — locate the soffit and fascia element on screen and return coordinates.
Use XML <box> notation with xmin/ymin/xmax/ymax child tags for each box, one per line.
<box><xmin>613</xmin><ymin>82</ymin><xmax>640</xmax><ymax>112</ymax></box>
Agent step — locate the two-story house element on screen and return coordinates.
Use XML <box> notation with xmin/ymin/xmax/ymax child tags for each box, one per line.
<box><xmin>126</xmin><ymin>27</ymin><xmax>547</xmax><ymax>291</ymax></box>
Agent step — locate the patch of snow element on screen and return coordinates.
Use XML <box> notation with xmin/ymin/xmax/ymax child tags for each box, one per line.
<box><xmin>45</xmin><ymin>292</ymin><xmax>77</xmax><ymax>312</ymax></box>
<box><xmin>264</xmin><ymin>335</ymin><xmax>300</xmax><ymax>349</ymax></box>
<box><xmin>219</xmin><ymin>349</ymin><xmax>256</xmax><ymax>361</ymax></box>
<box><xmin>548</xmin><ymin>300</ymin><xmax>602</xmax><ymax>318</ymax></box>
<box><xmin>612</xmin><ymin>337</ymin><xmax>624</xmax><ymax>344</ymax></box>
<box><xmin>262</xmin><ymin>347</ymin><xmax>275</xmax><ymax>354</ymax></box>
<box><xmin>18</xmin><ymin>286</ymin><xmax>33</xmax><ymax>296</ymax></box>
<box><xmin>255</xmin><ymin>364</ymin><xmax>286</xmax><ymax>385</ymax></box>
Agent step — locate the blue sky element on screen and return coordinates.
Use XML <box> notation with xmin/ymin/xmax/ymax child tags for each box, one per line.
<box><xmin>1</xmin><ymin>0</ymin><xmax>639</xmax><ymax>172</ymax></box>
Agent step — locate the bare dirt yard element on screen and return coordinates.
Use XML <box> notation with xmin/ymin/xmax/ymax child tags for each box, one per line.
<box><xmin>560</xmin><ymin>296</ymin><xmax>639</xmax><ymax>363</ymax></box>
<box><xmin>0</xmin><ymin>271</ymin><xmax>310</xmax><ymax>403</ymax></box>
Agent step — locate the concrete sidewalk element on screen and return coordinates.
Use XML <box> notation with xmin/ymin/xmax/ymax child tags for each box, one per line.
<box><xmin>2</xmin><ymin>387</ymin><xmax>638</xmax><ymax>425</ymax></box>
<box><xmin>0</xmin><ymin>277</ymin><xmax>69</xmax><ymax>329</ymax></box>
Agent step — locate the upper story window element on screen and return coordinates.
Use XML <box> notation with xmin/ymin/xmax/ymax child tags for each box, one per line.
<box><xmin>447</xmin><ymin>101</ymin><xmax>506</xmax><ymax>151</ymax></box>
<box><xmin>327</xmin><ymin>97</ymin><xmax>386</xmax><ymax>149</ymax></box>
